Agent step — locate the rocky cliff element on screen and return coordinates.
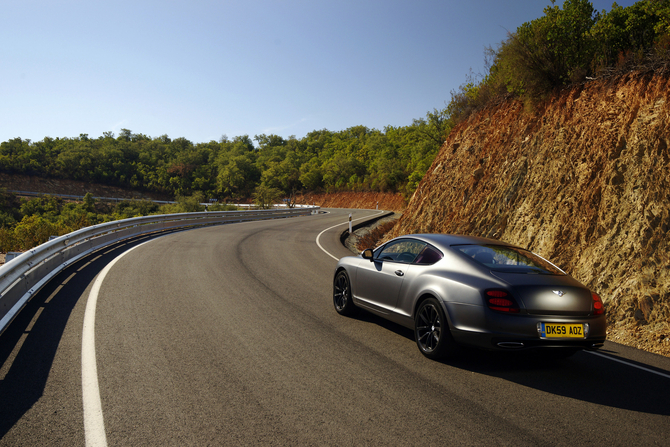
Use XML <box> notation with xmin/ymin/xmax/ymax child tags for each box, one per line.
<box><xmin>390</xmin><ymin>71</ymin><xmax>670</xmax><ymax>356</ymax></box>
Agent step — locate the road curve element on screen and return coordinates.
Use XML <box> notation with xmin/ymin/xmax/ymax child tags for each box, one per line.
<box><xmin>1</xmin><ymin>208</ymin><xmax>669</xmax><ymax>446</ymax></box>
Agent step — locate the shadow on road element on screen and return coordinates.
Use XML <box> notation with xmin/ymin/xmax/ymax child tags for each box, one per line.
<box><xmin>352</xmin><ymin>309</ymin><xmax>670</xmax><ymax>416</ymax></box>
<box><xmin>0</xmin><ymin>232</ymin><xmax>176</xmax><ymax>439</ymax></box>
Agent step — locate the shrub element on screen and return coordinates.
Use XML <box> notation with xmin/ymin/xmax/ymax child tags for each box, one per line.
<box><xmin>449</xmin><ymin>0</ymin><xmax>670</xmax><ymax>125</ymax></box>
<box><xmin>488</xmin><ymin>0</ymin><xmax>598</xmax><ymax>100</ymax></box>
<box><xmin>0</xmin><ymin>228</ymin><xmax>16</xmax><ymax>252</ymax></box>
<box><xmin>12</xmin><ymin>215</ymin><xmax>67</xmax><ymax>251</ymax></box>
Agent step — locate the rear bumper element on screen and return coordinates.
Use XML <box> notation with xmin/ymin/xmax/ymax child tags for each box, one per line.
<box><xmin>444</xmin><ymin>302</ymin><xmax>607</xmax><ymax>352</ymax></box>
<box><xmin>452</xmin><ymin>328</ymin><xmax>606</xmax><ymax>351</ymax></box>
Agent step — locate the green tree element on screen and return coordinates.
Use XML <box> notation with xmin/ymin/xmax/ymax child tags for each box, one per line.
<box><xmin>591</xmin><ymin>0</ymin><xmax>670</xmax><ymax>70</ymax></box>
<box><xmin>261</xmin><ymin>151</ymin><xmax>302</xmax><ymax>194</ymax></box>
<box><xmin>0</xmin><ymin>189</ymin><xmax>22</xmax><ymax>228</ymax></box>
<box><xmin>13</xmin><ymin>215</ymin><xmax>66</xmax><ymax>250</ymax></box>
<box><xmin>83</xmin><ymin>192</ymin><xmax>96</xmax><ymax>212</ymax></box>
<box><xmin>216</xmin><ymin>154</ymin><xmax>260</xmax><ymax>199</ymax></box>
<box><xmin>491</xmin><ymin>0</ymin><xmax>598</xmax><ymax>98</ymax></box>
<box><xmin>411</xmin><ymin>108</ymin><xmax>452</xmax><ymax>147</ymax></box>
<box><xmin>299</xmin><ymin>158</ymin><xmax>324</xmax><ymax>190</ymax></box>
<box><xmin>322</xmin><ymin>155</ymin><xmax>366</xmax><ymax>190</ymax></box>
<box><xmin>252</xmin><ymin>184</ymin><xmax>282</xmax><ymax>209</ymax></box>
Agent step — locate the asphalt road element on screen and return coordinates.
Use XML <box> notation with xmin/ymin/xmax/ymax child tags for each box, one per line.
<box><xmin>1</xmin><ymin>208</ymin><xmax>669</xmax><ymax>446</ymax></box>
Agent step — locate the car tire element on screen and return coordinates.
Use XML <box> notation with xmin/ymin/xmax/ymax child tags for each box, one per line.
<box><xmin>414</xmin><ymin>298</ymin><xmax>457</xmax><ymax>360</ymax></box>
<box><xmin>333</xmin><ymin>270</ymin><xmax>357</xmax><ymax>316</ymax></box>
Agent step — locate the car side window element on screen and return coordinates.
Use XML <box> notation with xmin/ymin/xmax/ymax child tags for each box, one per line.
<box><xmin>375</xmin><ymin>239</ymin><xmax>427</xmax><ymax>264</ymax></box>
<box><xmin>413</xmin><ymin>245</ymin><xmax>443</xmax><ymax>265</ymax></box>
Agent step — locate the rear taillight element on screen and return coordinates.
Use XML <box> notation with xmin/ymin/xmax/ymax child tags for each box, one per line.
<box><xmin>592</xmin><ymin>292</ymin><xmax>604</xmax><ymax>315</ymax></box>
<box><xmin>485</xmin><ymin>290</ymin><xmax>520</xmax><ymax>313</ymax></box>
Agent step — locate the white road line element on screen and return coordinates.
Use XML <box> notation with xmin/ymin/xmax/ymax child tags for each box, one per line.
<box><xmin>586</xmin><ymin>350</ymin><xmax>670</xmax><ymax>380</ymax></box>
<box><xmin>316</xmin><ymin>210</ymin><xmax>386</xmax><ymax>261</ymax></box>
<box><xmin>82</xmin><ymin>241</ymin><xmax>153</xmax><ymax>447</ymax></box>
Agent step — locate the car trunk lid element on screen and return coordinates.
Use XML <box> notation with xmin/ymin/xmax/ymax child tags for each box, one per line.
<box><xmin>491</xmin><ymin>271</ymin><xmax>593</xmax><ymax>316</ymax></box>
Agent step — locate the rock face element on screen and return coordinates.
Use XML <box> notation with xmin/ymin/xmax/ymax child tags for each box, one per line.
<box><xmin>296</xmin><ymin>191</ymin><xmax>406</xmax><ymax>212</ymax></box>
<box><xmin>390</xmin><ymin>72</ymin><xmax>670</xmax><ymax>356</ymax></box>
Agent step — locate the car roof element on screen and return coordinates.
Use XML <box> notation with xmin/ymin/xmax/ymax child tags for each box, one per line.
<box><xmin>392</xmin><ymin>234</ymin><xmax>518</xmax><ymax>252</ymax></box>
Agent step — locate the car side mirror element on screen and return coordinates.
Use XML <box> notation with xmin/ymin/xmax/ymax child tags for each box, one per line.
<box><xmin>361</xmin><ymin>248</ymin><xmax>374</xmax><ymax>260</ymax></box>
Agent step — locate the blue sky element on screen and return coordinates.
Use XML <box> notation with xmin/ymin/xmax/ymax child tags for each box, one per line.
<box><xmin>1</xmin><ymin>0</ymin><xmax>636</xmax><ymax>145</ymax></box>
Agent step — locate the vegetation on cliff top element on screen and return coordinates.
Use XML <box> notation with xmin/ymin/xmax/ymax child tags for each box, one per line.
<box><xmin>451</xmin><ymin>0</ymin><xmax>670</xmax><ymax>121</ymax></box>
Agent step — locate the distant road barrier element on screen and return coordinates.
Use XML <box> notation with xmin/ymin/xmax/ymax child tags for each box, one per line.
<box><xmin>0</xmin><ymin>207</ymin><xmax>318</xmax><ymax>335</ymax></box>
<box><xmin>6</xmin><ymin>190</ymin><xmax>318</xmax><ymax>209</ymax></box>
<box><xmin>6</xmin><ymin>189</ymin><xmax>176</xmax><ymax>204</ymax></box>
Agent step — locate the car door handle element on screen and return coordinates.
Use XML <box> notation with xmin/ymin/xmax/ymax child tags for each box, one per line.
<box><xmin>395</xmin><ymin>270</ymin><xmax>404</xmax><ymax>277</ymax></box>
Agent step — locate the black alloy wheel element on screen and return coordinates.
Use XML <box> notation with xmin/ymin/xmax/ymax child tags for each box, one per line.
<box><xmin>415</xmin><ymin>298</ymin><xmax>457</xmax><ymax>360</ymax></box>
<box><xmin>333</xmin><ymin>270</ymin><xmax>357</xmax><ymax>316</ymax></box>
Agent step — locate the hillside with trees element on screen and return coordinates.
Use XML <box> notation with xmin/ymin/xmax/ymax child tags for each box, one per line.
<box><xmin>0</xmin><ymin>114</ymin><xmax>450</xmax><ymax>205</ymax></box>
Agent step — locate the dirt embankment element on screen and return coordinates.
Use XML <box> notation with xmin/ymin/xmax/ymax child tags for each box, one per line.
<box><xmin>295</xmin><ymin>191</ymin><xmax>406</xmax><ymax>212</ymax></box>
<box><xmin>390</xmin><ymin>72</ymin><xmax>670</xmax><ymax>356</ymax></box>
<box><xmin>0</xmin><ymin>173</ymin><xmax>171</xmax><ymax>201</ymax></box>
<box><xmin>0</xmin><ymin>174</ymin><xmax>406</xmax><ymax>211</ymax></box>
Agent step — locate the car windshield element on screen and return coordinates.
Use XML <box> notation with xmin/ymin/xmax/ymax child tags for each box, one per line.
<box><xmin>454</xmin><ymin>244</ymin><xmax>564</xmax><ymax>275</ymax></box>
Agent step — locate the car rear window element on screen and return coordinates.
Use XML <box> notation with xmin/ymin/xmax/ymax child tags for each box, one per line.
<box><xmin>454</xmin><ymin>244</ymin><xmax>564</xmax><ymax>275</ymax></box>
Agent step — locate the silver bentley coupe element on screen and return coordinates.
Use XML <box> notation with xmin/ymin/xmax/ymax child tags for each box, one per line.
<box><xmin>333</xmin><ymin>234</ymin><xmax>606</xmax><ymax>360</ymax></box>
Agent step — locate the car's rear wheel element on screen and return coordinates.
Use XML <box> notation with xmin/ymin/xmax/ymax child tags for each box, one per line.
<box><xmin>415</xmin><ymin>298</ymin><xmax>457</xmax><ymax>360</ymax></box>
<box><xmin>333</xmin><ymin>270</ymin><xmax>357</xmax><ymax>316</ymax></box>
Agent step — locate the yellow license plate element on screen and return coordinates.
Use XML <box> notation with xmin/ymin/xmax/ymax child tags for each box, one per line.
<box><xmin>540</xmin><ymin>323</ymin><xmax>585</xmax><ymax>339</ymax></box>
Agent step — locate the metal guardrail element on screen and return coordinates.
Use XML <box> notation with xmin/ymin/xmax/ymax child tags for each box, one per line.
<box><xmin>0</xmin><ymin>207</ymin><xmax>318</xmax><ymax>335</ymax></box>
